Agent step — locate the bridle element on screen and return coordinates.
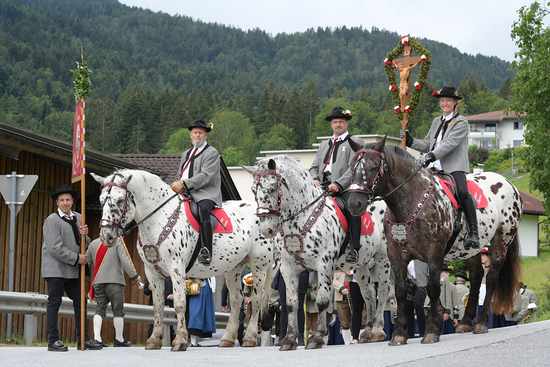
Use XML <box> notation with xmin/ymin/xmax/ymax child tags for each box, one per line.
<box><xmin>350</xmin><ymin>148</ymin><xmax>422</xmax><ymax>202</ymax></box>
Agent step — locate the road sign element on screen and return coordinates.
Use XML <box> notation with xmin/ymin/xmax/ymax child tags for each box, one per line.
<box><xmin>0</xmin><ymin>173</ymin><xmax>39</xmax><ymax>216</ymax></box>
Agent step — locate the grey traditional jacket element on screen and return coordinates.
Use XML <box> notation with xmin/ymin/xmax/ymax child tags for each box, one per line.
<box><xmin>410</xmin><ymin>114</ymin><xmax>470</xmax><ymax>173</ymax></box>
<box><xmin>87</xmin><ymin>238</ymin><xmax>138</xmax><ymax>286</ymax></box>
<box><xmin>176</xmin><ymin>143</ymin><xmax>222</xmax><ymax>206</ymax></box>
<box><xmin>41</xmin><ymin>212</ymin><xmax>90</xmax><ymax>279</ymax></box>
<box><xmin>309</xmin><ymin>135</ymin><xmax>365</xmax><ymax>191</ymax></box>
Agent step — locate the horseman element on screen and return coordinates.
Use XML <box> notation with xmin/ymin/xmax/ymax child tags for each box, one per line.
<box><xmin>400</xmin><ymin>86</ymin><xmax>479</xmax><ymax>250</ymax></box>
<box><xmin>171</xmin><ymin>119</ymin><xmax>222</xmax><ymax>265</ymax></box>
<box><xmin>310</xmin><ymin>107</ymin><xmax>365</xmax><ymax>263</ymax></box>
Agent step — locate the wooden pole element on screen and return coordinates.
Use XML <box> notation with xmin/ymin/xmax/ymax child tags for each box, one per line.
<box><xmin>400</xmin><ymin>117</ymin><xmax>409</xmax><ymax>149</ymax></box>
<box><xmin>80</xmin><ymin>97</ymin><xmax>86</xmax><ymax>351</ymax></box>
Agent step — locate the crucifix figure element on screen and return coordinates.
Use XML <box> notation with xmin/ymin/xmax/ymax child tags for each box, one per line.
<box><xmin>391</xmin><ymin>45</ymin><xmax>421</xmax><ymax>112</ymax></box>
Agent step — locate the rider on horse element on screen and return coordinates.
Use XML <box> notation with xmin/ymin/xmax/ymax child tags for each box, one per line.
<box><xmin>171</xmin><ymin>119</ymin><xmax>221</xmax><ymax>265</ymax></box>
<box><xmin>309</xmin><ymin>107</ymin><xmax>365</xmax><ymax>263</ymax></box>
<box><xmin>400</xmin><ymin>86</ymin><xmax>480</xmax><ymax>250</ymax></box>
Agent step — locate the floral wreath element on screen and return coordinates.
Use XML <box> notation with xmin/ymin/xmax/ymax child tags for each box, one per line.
<box><xmin>384</xmin><ymin>36</ymin><xmax>431</xmax><ymax>120</ymax></box>
<box><xmin>70</xmin><ymin>60</ymin><xmax>92</xmax><ymax>103</ymax></box>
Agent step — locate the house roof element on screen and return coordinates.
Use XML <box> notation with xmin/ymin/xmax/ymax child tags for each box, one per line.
<box><xmin>520</xmin><ymin>191</ymin><xmax>546</xmax><ymax>215</ymax></box>
<box><xmin>114</xmin><ymin>154</ymin><xmax>241</xmax><ymax>201</ymax></box>
<box><xmin>465</xmin><ymin>110</ymin><xmax>525</xmax><ymax>123</ymax></box>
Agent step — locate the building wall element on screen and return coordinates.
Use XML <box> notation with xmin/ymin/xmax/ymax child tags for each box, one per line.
<box><xmin>499</xmin><ymin>120</ymin><xmax>525</xmax><ymax>148</ymax></box>
<box><xmin>518</xmin><ymin>214</ymin><xmax>540</xmax><ymax>258</ymax></box>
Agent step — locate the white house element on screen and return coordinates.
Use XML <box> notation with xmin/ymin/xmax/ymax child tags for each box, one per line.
<box><xmin>466</xmin><ymin>110</ymin><xmax>525</xmax><ymax>150</ymax></box>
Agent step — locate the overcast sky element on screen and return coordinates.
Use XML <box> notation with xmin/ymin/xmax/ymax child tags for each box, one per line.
<box><xmin>119</xmin><ymin>0</ymin><xmax>543</xmax><ymax>62</ymax></box>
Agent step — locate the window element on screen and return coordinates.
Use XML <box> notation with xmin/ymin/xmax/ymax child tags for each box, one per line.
<box><xmin>513</xmin><ymin>140</ymin><xmax>522</xmax><ymax>147</ymax></box>
<box><xmin>514</xmin><ymin>121</ymin><xmax>523</xmax><ymax>130</ymax></box>
<box><xmin>485</xmin><ymin>123</ymin><xmax>496</xmax><ymax>132</ymax></box>
<box><xmin>480</xmin><ymin>141</ymin><xmax>495</xmax><ymax>150</ymax></box>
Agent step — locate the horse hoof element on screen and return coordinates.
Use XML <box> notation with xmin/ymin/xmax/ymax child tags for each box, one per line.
<box><xmin>367</xmin><ymin>333</ymin><xmax>386</xmax><ymax>343</ymax></box>
<box><xmin>170</xmin><ymin>342</ymin><xmax>188</xmax><ymax>351</ymax></box>
<box><xmin>421</xmin><ymin>334</ymin><xmax>440</xmax><ymax>344</ymax></box>
<box><xmin>455</xmin><ymin>324</ymin><xmax>473</xmax><ymax>333</ymax></box>
<box><xmin>473</xmin><ymin>324</ymin><xmax>489</xmax><ymax>334</ymax></box>
<box><xmin>145</xmin><ymin>342</ymin><xmax>162</xmax><ymax>350</ymax></box>
<box><xmin>218</xmin><ymin>340</ymin><xmax>235</xmax><ymax>348</ymax></box>
<box><xmin>388</xmin><ymin>336</ymin><xmax>407</xmax><ymax>346</ymax></box>
<box><xmin>304</xmin><ymin>339</ymin><xmax>324</xmax><ymax>349</ymax></box>
<box><xmin>241</xmin><ymin>339</ymin><xmax>256</xmax><ymax>347</ymax></box>
<box><xmin>279</xmin><ymin>342</ymin><xmax>297</xmax><ymax>351</ymax></box>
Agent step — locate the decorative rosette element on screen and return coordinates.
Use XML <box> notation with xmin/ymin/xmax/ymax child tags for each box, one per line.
<box><xmin>344</xmin><ymin>109</ymin><xmax>351</xmax><ymax>116</ymax></box>
<box><xmin>394</xmin><ymin>106</ymin><xmax>400</xmax><ymax>114</ymax></box>
<box><xmin>208</xmin><ymin>122</ymin><xmax>214</xmax><ymax>130</ymax></box>
<box><xmin>405</xmin><ymin>106</ymin><xmax>411</xmax><ymax>114</ymax></box>
<box><xmin>384</xmin><ymin>36</ymin><xmax>431</xmax><ymax>120</ymax></box>
<box><xmin>389</xmin><ymin>85</ymin><xmax>397</xmax><ymax>91</ymax></box>
<box><xmin>433</xmin><ymin>90</ymin><xmax>440</xmax><ymax>96</ymax></box>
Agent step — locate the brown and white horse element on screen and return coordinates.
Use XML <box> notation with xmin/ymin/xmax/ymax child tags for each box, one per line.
<box><xmin>347</xmin><ymin>137</ymin><xmax>522</xmax><ymax>345</ymax></box>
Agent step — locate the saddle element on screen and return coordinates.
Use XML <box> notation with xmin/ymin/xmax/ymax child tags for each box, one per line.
<box><xmin>331</xmin><ymin>196</ymin><xmax>374</xmax><ymax>235</ymax></box>
<box><xmin>183</xmin><ymin>200</ymin><xmax>233</xmax><ymax>233</ymax></box>
<box><xmin>436</xmin><ymin>173</ymin><xmax>488</xmax><ymax>209</ymax></box>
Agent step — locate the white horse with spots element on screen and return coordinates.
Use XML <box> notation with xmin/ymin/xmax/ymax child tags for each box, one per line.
<box><xmin>244</xmin><ymin>155</ymin><xmax>391</xmax><ymax>350</ymax></box>
<box><xmin>92</xmin><ymin>170</ymin><xmax>273</xmax><ymax>351</ymax></box>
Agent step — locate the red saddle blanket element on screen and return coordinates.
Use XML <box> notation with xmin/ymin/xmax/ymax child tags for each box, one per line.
<box><xmin>184</xmin><ymin>201</ymin><xmax>233</xmax><ymax>233</ymax></box>
<box><xmin>437</xmin><ymin>176</ymin><xmax>488</xmax><ymax>209</ymax></box>
<box><xmin>331</xmin><ymin>197</ymin><xmax>374</xmax><ymax>235</ymax></box>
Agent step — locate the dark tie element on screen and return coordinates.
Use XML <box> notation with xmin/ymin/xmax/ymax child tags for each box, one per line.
<box><xmin>321</xmin><ymin>139</ymin><xmax>337</xmax><ymax>173</ymax></box>
<box><xmin>179</xmin><ymin>148</ymin><xmax>197</xmax><ymax>178</ymax></box>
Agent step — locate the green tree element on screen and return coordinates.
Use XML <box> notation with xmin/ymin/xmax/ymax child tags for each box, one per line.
<box><xmin>510</xmin><ymin>1</ymin><xmax>550</xmax><ymax>232</ymax></box>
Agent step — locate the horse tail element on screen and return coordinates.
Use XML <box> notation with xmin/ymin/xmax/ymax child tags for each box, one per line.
<box><xmin>492</xmin><ymin>234</ymin><xmax>521</xmax><ymax>315</ymax></box>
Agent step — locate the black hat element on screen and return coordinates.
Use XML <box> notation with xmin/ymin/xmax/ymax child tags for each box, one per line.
<box><xmin>51</xmin><ymin>185</ymin><xmax>78</xmax><ymax>200</ymax></box>
<box><xmin>187</xmin><ymin>119</ymin><xmax>212</xmax><ymax>132</ymax></box>
<box><xmin>433</xmin><ymin>86</ymin><xmax>462</xmax><ymax>100</ymax></box>
<box><xmin>441</xmin><ymin>264</ymin><xmax>453</xmax><ymax>272</ymax></box>
<box><xmin>325</xmin><ymin>106</ymin><xmax>353</xmax><ymax>121</ymax></box>
<box><xmin>454</xmin><ymin>271</ymin><xmax>469</xmax><ymax>282</ymax></box>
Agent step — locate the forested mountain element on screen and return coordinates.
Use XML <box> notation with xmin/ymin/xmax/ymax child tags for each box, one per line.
<box><xmin>0</xmin><ymin>0</ymin><xmax>516</xmax><ymax>164</ymax></box>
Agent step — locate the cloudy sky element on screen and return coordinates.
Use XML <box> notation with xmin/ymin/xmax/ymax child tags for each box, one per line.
<box><xmin>119</xmin><ymin>0</ymin><xmax>542</xmax><ymax>62</ymax></box>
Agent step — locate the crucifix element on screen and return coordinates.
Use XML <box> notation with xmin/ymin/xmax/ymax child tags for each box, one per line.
<box><xmin>391</xmin><ymin>45</ymin><xmax>422</xmax><ymax>147</ymax></box>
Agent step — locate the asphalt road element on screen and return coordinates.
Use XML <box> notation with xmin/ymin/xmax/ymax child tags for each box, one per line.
<box><xmin>3</xmin><ymin>320</ymin><xmax>550</xmax><ymax>367</ymax></box>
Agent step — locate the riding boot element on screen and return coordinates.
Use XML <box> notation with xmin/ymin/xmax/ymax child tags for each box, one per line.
<box><xmin>345</xmin><ymin>215</ymin><xmax>361</xmax><ymax>264</ymax></box>
<box><xmin>462</xmin><ymin>195</ymin><xmax>480</xmax><ymax>249</ymax></box>
<box><xmin>198</xmin><ymin>220</ymin><xmax>213</xmax><ymax>265</ymax></box>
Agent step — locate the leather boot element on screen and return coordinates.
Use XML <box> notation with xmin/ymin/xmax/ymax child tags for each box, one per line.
<box><xmin>198</xmin><ymin>220</ymin><xmax>213</xmax><ymax>264</ymax></box>
<box><xmin>463</xmin><ymin>195</ymin><xmax>480</xmax><ymax>249</ymax></box>
<box><xmin>345</xmin><ymin>215</ymin><xmax>361</xmax><ymax>264</ymax></box>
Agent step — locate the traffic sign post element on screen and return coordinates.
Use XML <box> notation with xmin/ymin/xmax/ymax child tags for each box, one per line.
<box><xmin>0</xmin><ymin>172</ymin><xmax>38</xmax><ymax>341</ymax></box>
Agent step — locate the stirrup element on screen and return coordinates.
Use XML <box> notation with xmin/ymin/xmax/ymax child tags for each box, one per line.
<box><xmin>198</xmin><ymin>248</ymin><xmax>211</xmax><ymax>264</ymax></box>
<box><xmin>345</xmin><ymin>249</ymin><xmax>358</xmax><ymax>264</ymax></box>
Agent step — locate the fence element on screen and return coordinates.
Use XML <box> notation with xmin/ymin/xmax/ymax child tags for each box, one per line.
<box><xmin>0</xmin><ymin>290</ymin><xmax>229</xmax><ymax>346</ymax></box>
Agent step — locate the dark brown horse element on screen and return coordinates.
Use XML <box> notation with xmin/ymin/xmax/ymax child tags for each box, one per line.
<box><xmin>347</xmin><ymin>136</ymin><xmax>522</xmax><ymax>345</ymax></box>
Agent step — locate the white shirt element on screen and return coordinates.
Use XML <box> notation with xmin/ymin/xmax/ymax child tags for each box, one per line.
<box><xmin>181</xmin><ymin>142</ymin><xmax>207</xmax><ymax>180</ymax></box>
<box><xmin>323</xmin><ymin>132</ymin><xmax>349</xmax><ymax>174</ymax></box>
<box><xmin>430</xmin><ymin>113</ymin><xmax>453</xmax><ymax>171</ymax></box>
<box><xmin>57</xmin><ymin>208</ymin><xmax>76</xmax><ymax>220</ymax></box>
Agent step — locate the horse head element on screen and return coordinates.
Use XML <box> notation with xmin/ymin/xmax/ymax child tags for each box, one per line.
<box><xmin>348</xmin><ymin>136</ymin><xmax>389</xmax><ymax>216</ymax></box>
<box><xmin>91</xmin><ymin>171</ymin><xmax>136</xmax><ymax>247</ymax></box>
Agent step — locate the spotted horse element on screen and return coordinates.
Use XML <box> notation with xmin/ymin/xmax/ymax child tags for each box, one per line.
<box><xmin>92</xmin><ymin>170</ymin><xmax>274</xmax><ymax>351</ymax></box>
<box><xmin>244</xmin><ymin>155</ymin><xmax>391</xmax><ymax>350</ymax></box>
<box><xmin>347</xmin><ymin>136</ymin><xmax>522</xmax><ymax>345</ymax></box>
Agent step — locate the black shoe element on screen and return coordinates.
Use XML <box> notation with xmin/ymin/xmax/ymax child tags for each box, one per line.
<box><xmin>77</xmin><ymin>339</ymin><xmax>103</xmax><ymax>350</ymax></box>
<box><xmin>114</xmin><ymin>338</ymin><xmax>131</xmax><ymax>347</ymax></box>
<box><xmin>48</xmin><ymin>340</ymin><xmax>68</xmax><ymax>352</ymax></box>
<box><xmin>94</xmin><ymin>339</ymin><xmax>108</xmax><ymax>348</ymax></box>
<box><xmin>345</xmin><ymin>249</ymin><xmax>358</xmax><ymax>264</ymax></box>
<box><xmin>198</xmin><ymin>248</ymin><xmax>211</xmax><ymax>265</ymax></box>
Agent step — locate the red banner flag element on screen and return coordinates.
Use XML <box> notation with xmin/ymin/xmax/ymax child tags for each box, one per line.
<box><xmin>72</xmin><ymin>99</ymin><xmax>85</xmax><ymax>182</ymax></box>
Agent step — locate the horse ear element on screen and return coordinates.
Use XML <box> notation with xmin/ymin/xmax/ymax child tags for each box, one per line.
<box><xmin>91</xmin><ymin>172</ymin><xmax>105</xmax><ymax>185</ymax></box>
<box><xmin>268</xmin><ymin>159</ymin><xmax>276</xmax><ymax>171</ymax></box>
<box><xmin>349</xmin><ymin>137</ymin><xmax>363</xmax><ymax>152</ymax></box>
<box><xmin>126</xmin><ymin>174</ymin><xmax>133</xmax><ymax>185</ymax></box>
<box><xmin>241</xmin><ymin>165</ymin><xmax>256</xmax><ymax>175</ymax></box>
<box><xmin>374</xmin><ymin>134</ymin><xmax>387</xmax><ymax>152</ymax></box>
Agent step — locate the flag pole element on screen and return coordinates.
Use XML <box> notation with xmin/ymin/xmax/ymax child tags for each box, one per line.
<box><xmin>79</xmin><ymin>96</ymin><xmax>86</xmax><ymax>351</ymax></box>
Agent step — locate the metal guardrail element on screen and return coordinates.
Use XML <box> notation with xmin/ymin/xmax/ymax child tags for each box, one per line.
<box><xmin>0</xmin><ymin>290</ymin><xmax>229</xmax><ymax>345</ymax></box>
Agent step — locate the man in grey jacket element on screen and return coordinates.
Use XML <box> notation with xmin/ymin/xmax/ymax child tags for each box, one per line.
<box><xmin>171</xmin><ymin>119</ymin><xmax>222</xmax><ymax>265</ymax></box>
<box><xmin>41</xmin><ymin>185</ymin><xmax>101</xmax><ymax>351</ymax></box>
<box><xmin>87</xmin><ymin>237</ymin><xmax>142</xmax><ymax>347</ymax></box>
<box><xmin>310</xmin><ymin>107</ymin><xmax>365</xmax><ymax>263</ymax></box>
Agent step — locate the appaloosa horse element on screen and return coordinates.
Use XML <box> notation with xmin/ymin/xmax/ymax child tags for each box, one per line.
<box><xmin>347</xmin><ymin>137</ymin><xmax>522</xmax><ymax>345</ymax></box>
<box><xmin>92</xmin><ymin>170</ymin><xmax>273</xmax><ymax>351</ymax></box>
<box><xmin>244</xmin><ymin>155</ymin><xmax>391</xmax><ymax>350</ymax></box>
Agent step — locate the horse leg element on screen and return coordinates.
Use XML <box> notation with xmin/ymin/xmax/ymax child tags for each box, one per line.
<box><xmin>305</xmin><ymin>270</ymin><xmax>332</xmax><ymax>349</ymax></box>
<box><xmin>367</xmin><ymin>252</ymin><xmax>391</xmax><ymax>343</ymax></box>
<box><xmin>219</xmin><ymin>269</ymin><xmax>245</xmax><ymax>347</ymax></box>
<box><xmin>388</xmin><ymin>256</ymin><xmax>409</xmax><ymax>346</ymax></box>
<box><xmin>279</xmin><ymin>266</ymin><xmax>299</xmax><ymax>351</ymax></box>
<box><xmin>422</xmin><ymin>261</ymin><xmax>442</xmax><ymax>344</ymax></box>
<box><xmin>242</xmin><ymin>262</ymin><xmax>270</xmax><ymax>347</ymax></box>
<box><xmin>169</xmin><ymin>267</ymin><xmax>188</xmax><ymax>351</ymax></box>
<box><xmin>456</xmin><ymin>256</ymin><xmax>482</xmax><ymax>333</ymax></box>
<box><xmin>145</xmin><ymin>272</ymin><xmax>165</xmax><ymax>350</ymax></box>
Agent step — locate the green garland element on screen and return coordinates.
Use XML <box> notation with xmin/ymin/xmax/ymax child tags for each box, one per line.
<box><xmin>70</xmin><ymin>60</ymin><xmax>92</xmax><ymax>102</ymax></box>
<box><xmin>384</xmin><ymin>37</ymin><xmax>431</xmax><ymax>120</ymax></box>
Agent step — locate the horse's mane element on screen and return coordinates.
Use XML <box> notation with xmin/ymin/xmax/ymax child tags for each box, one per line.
<box><xmin>111</xmin><ymin>169</ymin><xmax>167</xmax><ymax>188</ymax></box>
<box><xmin>361</xmin><ymin>142</ymin><xmax>419</xmax><ymax>167</ymax></box>
<box><xmin>257</xmin><ymin>155</ymin><xmax>316</xmax><ymax>185</ymax></box>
